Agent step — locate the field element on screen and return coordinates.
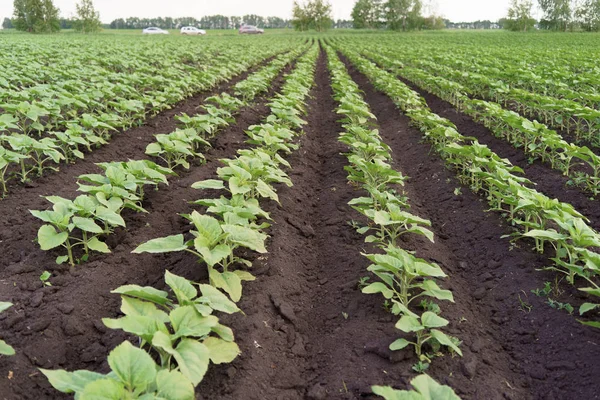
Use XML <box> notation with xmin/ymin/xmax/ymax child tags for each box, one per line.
<box><xmin>0</xmin><ymin>30</ymin><xmax>599</xmax><ymax>399</ymax></box>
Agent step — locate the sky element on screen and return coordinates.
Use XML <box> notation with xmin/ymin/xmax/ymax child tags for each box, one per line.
<box><xmin>0</xmin><ymin>0</ymin><xmax>528</xmax><ymax>24</ymax></box>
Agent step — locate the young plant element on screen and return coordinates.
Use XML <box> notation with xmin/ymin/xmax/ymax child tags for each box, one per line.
<box><xmin>30</xmin><ymin>196</ymin><xmax>117</xmax><ymax>267</ymax></box>
<box><xmin>102</xmin><ymin>270</ymin><xmax>240</xmax><ymax>386</ymax></box>
<box><xmin>372</xmin><ymin>374</ymin><xmax>461</xmax><ymax>400</ymax></box>
<box><xmin>41</xmin><ymin>341</ymin><xmax>195</xmax><ymax>399</ymax></box>
<box><xmin>133</xmin><ymin>211</ymin><xmax>267</xmax><ymax>302</ymax></box>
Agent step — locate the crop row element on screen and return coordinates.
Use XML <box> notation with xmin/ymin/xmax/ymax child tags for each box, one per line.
<box><xmin>0</xmin><ymin>38</ymin><xmax>302</xmax><ymax>197</ymax></box>
<box><xmin>325</xmin><ymin>44</ymin><xmax>462</xmax><ymax>397</ymax></box>
<box><xmin>39</xmin><ymin>42</ymin><xmax>319</xmax><ymax>398</ymax></box>
<box><xmin>347</xmin><ymin>35</ymin><xmax>600</xmax><ymax>110</ymax></box>
<box><xmin>29</xmin><ymin>46</ymin><xmax>306</xmax><ymax>268</ymax></box>
<box><xmin>336</xmin><ymin>44</ymin><xmax>600</xmax><ymax>328</ymax></box>
<box><xmin>359</xmin><ymin>48</ymin><xmax>600</xmax><ymax>197</ymax></box>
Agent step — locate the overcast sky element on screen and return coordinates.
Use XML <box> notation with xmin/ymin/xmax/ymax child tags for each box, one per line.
<box><xmin>0</xmin><ymin>0</ymin><xmax>531</xmax><ymax>24</ymax></box>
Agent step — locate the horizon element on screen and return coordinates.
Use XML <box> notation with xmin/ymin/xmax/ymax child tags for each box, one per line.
<box><xmin>0</xmin><ymin>1</ymin><xmax>534</xmax><ymax>26</ymax></box>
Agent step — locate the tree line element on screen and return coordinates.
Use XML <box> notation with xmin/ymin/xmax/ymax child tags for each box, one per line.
<box><xmin>6</xmin><ymin>0</ymin><xmax>100</xmax><ymax>33</ymax></box>
<box><xmin>351</xmin><ymin>0</ymin><xmax>444</xmax><ymax>31</ymax></box>
<box><xmin>504</xmin><ymin>0</ymin><xmax>600</xmax><ymax>31</ymax></box>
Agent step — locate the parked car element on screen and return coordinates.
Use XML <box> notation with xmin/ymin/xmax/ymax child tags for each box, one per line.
<box><xmin>239</xmin><ymin>25</ymin><xmax>264</xmax><ymax>34</ymax></box>
<box><xmin>180</xmin><ymin>26</ymin><xmax>206</xmax><ymax>35</ymax></box>
<box><xmin>142</xmin><ymin>27</ymin><xmax>169</xmax><ymax>35</ymax></box>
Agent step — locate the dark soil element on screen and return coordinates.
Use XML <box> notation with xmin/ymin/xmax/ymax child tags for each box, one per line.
<box><xmin>341</xmin><ymin>55</ymin><xmax>600</xmax><ymax>399</ymax></box>
<box><xmin>0</xmin><ymin>56</ymin><xmax>292</xmax><ymax>399</ymax></box>
<box><xmin>2</xmin><ymin>46</ymin><xmax>600</xmax><ymax>400</ymax></box>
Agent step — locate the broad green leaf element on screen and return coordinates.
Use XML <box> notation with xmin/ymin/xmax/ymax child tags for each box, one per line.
<box><xmin>210</xmin><ymin>270</ymin><xmax>243</xmax><ymax>302</ymax></box>
<box><xmin>395</xmin><ymin>315</ymin><xmax>423</xmax><ymax>333</ymax></box>
<box><xmin>80</xmin><ymin>378</ymin><xmax>127</xmax><ymax>400</ymax></box>
<box><xmin>165</xmin><ymin>270</ymin><xmax>197</xmax><ymax>303</ymax></box>
<box><xmin>389</xmin><ymin>338</ymin><xmax>411</xmax><ymax>351</ymax></box>
<box><xmin>133</xmin><ymin>235</ymin><xmax>187</xmax><ymax>254</ymax></box>
<box><xmin>170</xmin><ymin>306</ymin><xmax>218</xmax><ymax>339</ymax></box>
<box><xmin>155</xmin><ymin>370</ymin><xmax>195</xmax><ymax>400</ymax></box>
<box><xmin>421</xmin><ymin>312</ymin><xmax>449</xmax><ymax>329</ymax></box>
<box><xmin>87</xmin><ymin>237</ymin><xmax>110</xmax><ymax>253</ymax></box>
<box><xmin>73</xmin><ymin>217</ymin><xmax>104</xmax><ymax>234</ymax></box>
<box><xmin>203</xmin><ymin>337</ymin><xmax>240</xmax><ymax>364</ymax></box>
<box><xmin>38</xmin><ymin>225</ymin><xmax>68</xmax><ymax>250</ymax></box>
<box><xmin>198</xmin><ymin>284</ymin><xmax>240</xmax><ymax>314</ymax></box>
<box><xmin>111</xmin><ymin>285</ymin><xmax>169</xmax><ymax>305</ymax></box>
<box><xmin>173</xmin><ymin>339</ymin><xmax>210</xmax><ymax>386</ymax></box>
<box><xmin>107</xmin><ymin>341</ymin><xmax>156</xmax><ymax>390</ymax></box>
<box><xmin>410</xmin><ymin>374</ymin><xmax>461</xmax><ymax>399</ymax></box>
<box><xmin>120</xmin><ymin>297</ymin><xmax>169</xmax><ymax>323</ymax></box>
<box><xmin>191</xmin><ymin>179</ymin><xmax>225</xmax><ymax>190</ymax></box>
<box><xmin>430</xmin><ymin>330</ymin><xmax>462</xmax><ymax>356</ymax></box>
<box><xmin>580</xmin><ymin>303</ymin><xmax>599</xmax><ymax>315</ymax></box>
<box><xmin>362</xmin><ymin>282</ymin><xmax>394</xmax><ymax>299</ymax></box>
<box><xmin>222</xmin><ymin>224</ymin><xmax>267</xmax><ymax>253</ymax></box>
<box><xmin>255</xmin><ymin>179</ymin><xmax>279</xmax><ymax>202</ymax></box>
<box><xmin>40</xmin><ymin>369</ymin><xmax>106</xmax><ymax>394</ymax></box>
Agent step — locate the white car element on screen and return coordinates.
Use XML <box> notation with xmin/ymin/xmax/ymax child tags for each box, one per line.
<box><xmin>180</xmin><ymin>26</ymin><xmax>206</xmax><ymax>35</ymax></box>
<box><xmin>142</xmin><ymin>27</ymin><xmax>169</xmax><ymax>35</ymax></box>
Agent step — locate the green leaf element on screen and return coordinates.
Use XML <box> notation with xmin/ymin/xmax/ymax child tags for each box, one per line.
<box><xmin>111</xmin><ymin>285</ymin><xmax>169</xmax><ymax>305</ymax></box>
<box><xmin>209</xmin><ymin>270</ymin><xmax>243</xmax><ymax>302</ymax></box>
<box><xmin>389</xmin><ymin>338</ymin><xmax>411</xmax><ymax>351</ymax></box>
<box><xmin>80</xmin><ymin>378</ymin><xmax>127</xmax><ymax>399</ymax></box>
<box><xmin>362</xmin><ymin>282</ymin><xmax>394</xmax><ymax>299</ymax></box>
<box><xmin>191</xmin><ymin>179</ymin><xmax>225</xmax><ymax>190</ymax></box>
<box><xmin>198</xmin><ymin>284</ymin><xmax>240</xmax><ymax>314</ymax></box>
<box><xmin>421</xmin><ymin>312</ymin><xmax>449</xmax><ymax>329</ymax></box>
<box><xmin>170</xmin><ymin>306</ymin><xmax>218</xmax><ymax>339</ymax></box>
<box><xmin>395</xmin><ymin>315</ymin><xmax>423</xmax><ymax>333</ymax></box>
<box><xmin>222</xmin><ymin>224</ymin><xmax>267</xmax><ymax>253</ymax></box>
<box><xmin>38</xmin><ymin>225</ymin><xmax>68</xmax><ymax>250</ymax></box>
<box><xmin>430</xmin><ymin>329</ymin><xmax>462</xmax><ymax>356</ymax></box>
<box><xmin>410</xmin><ymin>374</ymin><xmax>461</xmax><ymax>399</ymax></box>
<box><xmin>579</xmin><ymin>320</ymin><xmax>600</xmax><ymax>328</ymax></box>
<box><xmin>0</xmin><ymin>339</ymin><xmax>15</xmax><ymax>356</ymax></box>
<box><xmin>0</xmin><ymin>302</ymin><xmax>12</xmax><ymax>313</ymax></box>
<box><xmin>165</xmin><ymin>270</ymin><xmax>197</xmax><ymax>303</ymax></box>
<box><xmin>56</xmin><ymin>255</ymin><xmax>69</xmax><ymax>264</ymax></box>
<box><xmin>580</xmin><ymin>303</ymin><xmax>599</xmax><ymax>315</ymax></box>
<box><xmin>173</xmin><ymin>339</ymin><xmax>210</xmax><ymax>386</ymax></box>
<box><xmin>87</xmin><ymin>237</ymin><xmax>110</xmax><ymax>253</ymax></box>
<box><xmin>133</xmin><ymin>234</ymin><xmax>187</xmax><ymax>254</ymax></box>
<box><xmin>107</xmin><ymin>341</ymin><xmax>156</xmax><ymax>390</ymax></box>
<box><xmin>72</xmin><ymin>217</ymin><xmax>104</xmax><ymax>234</ymax></box>
<box><xmin>203</xmin><ymin>337</ymin><xmax>240</xmax><ymax>364</ymax></box>
<box><xmin>155</xmin><ymin>370</ymin><xmax>195</xmax><ymax>400</ymax></box>
<box><xmin>40</xmin><ymin>369</ymin><xmax>106</xmax><ymax>394</ymax></box>
<box><xmin>255</xmin><ymin>179</ymin><xmax>279</xmax><ymax>202</ymax></box>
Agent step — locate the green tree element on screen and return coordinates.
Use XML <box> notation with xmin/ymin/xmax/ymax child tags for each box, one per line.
<box><xmin>292</xmin><ymin>1</ymin><xmax>310</xmax><ymax>31</ymax></box>
<box><xmin>292</xmin><ymin>0</ymin><xmax>333</xmax><ymax>31</ymax></box>
<box><xmin>352</xmin><ymin>0</ymin><xmax>383</xmax><ymax>29</ymax></box>
<box><xmin>2</xmin><ymin>18</ymin><xmax>13</xmax><ymax>29</ymax></box>
<box><xmin>538</xmin><ymin>0</ymin><xmax>572</xmax><ymax>30</ymax></box>
<box><xmin>13</xmin><ymin>0</ymin><xmax>60</xmax><ymax>33</ymax></box>
<box><xmin>73</xmin><ymin>0</ymin><xmax>101</xmax><ymax>33</ymax></box>
<box><xmin>504</xmin><ymin>0</ymin><xmax>536</xmax><ymax>31</ymax></box>
<box><xmin>384</xmin><ymin>0</ymin><xmax>423</xmax><ymax>31</ymax></box>
<box><xmin>309</xmin><ymin>0</ymin><xmax>333</xmax><ymax>31</ymax></box>
<box><xmin>576</xmin><ymin>0</ymin><xmax>600</xmax><ymax>30</ymax></box>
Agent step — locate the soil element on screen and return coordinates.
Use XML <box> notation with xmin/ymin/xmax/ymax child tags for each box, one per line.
<box><xmin>0</xmin><ymin>47</ymin><xmax>599</xmax><ymax>400</ymax></box>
